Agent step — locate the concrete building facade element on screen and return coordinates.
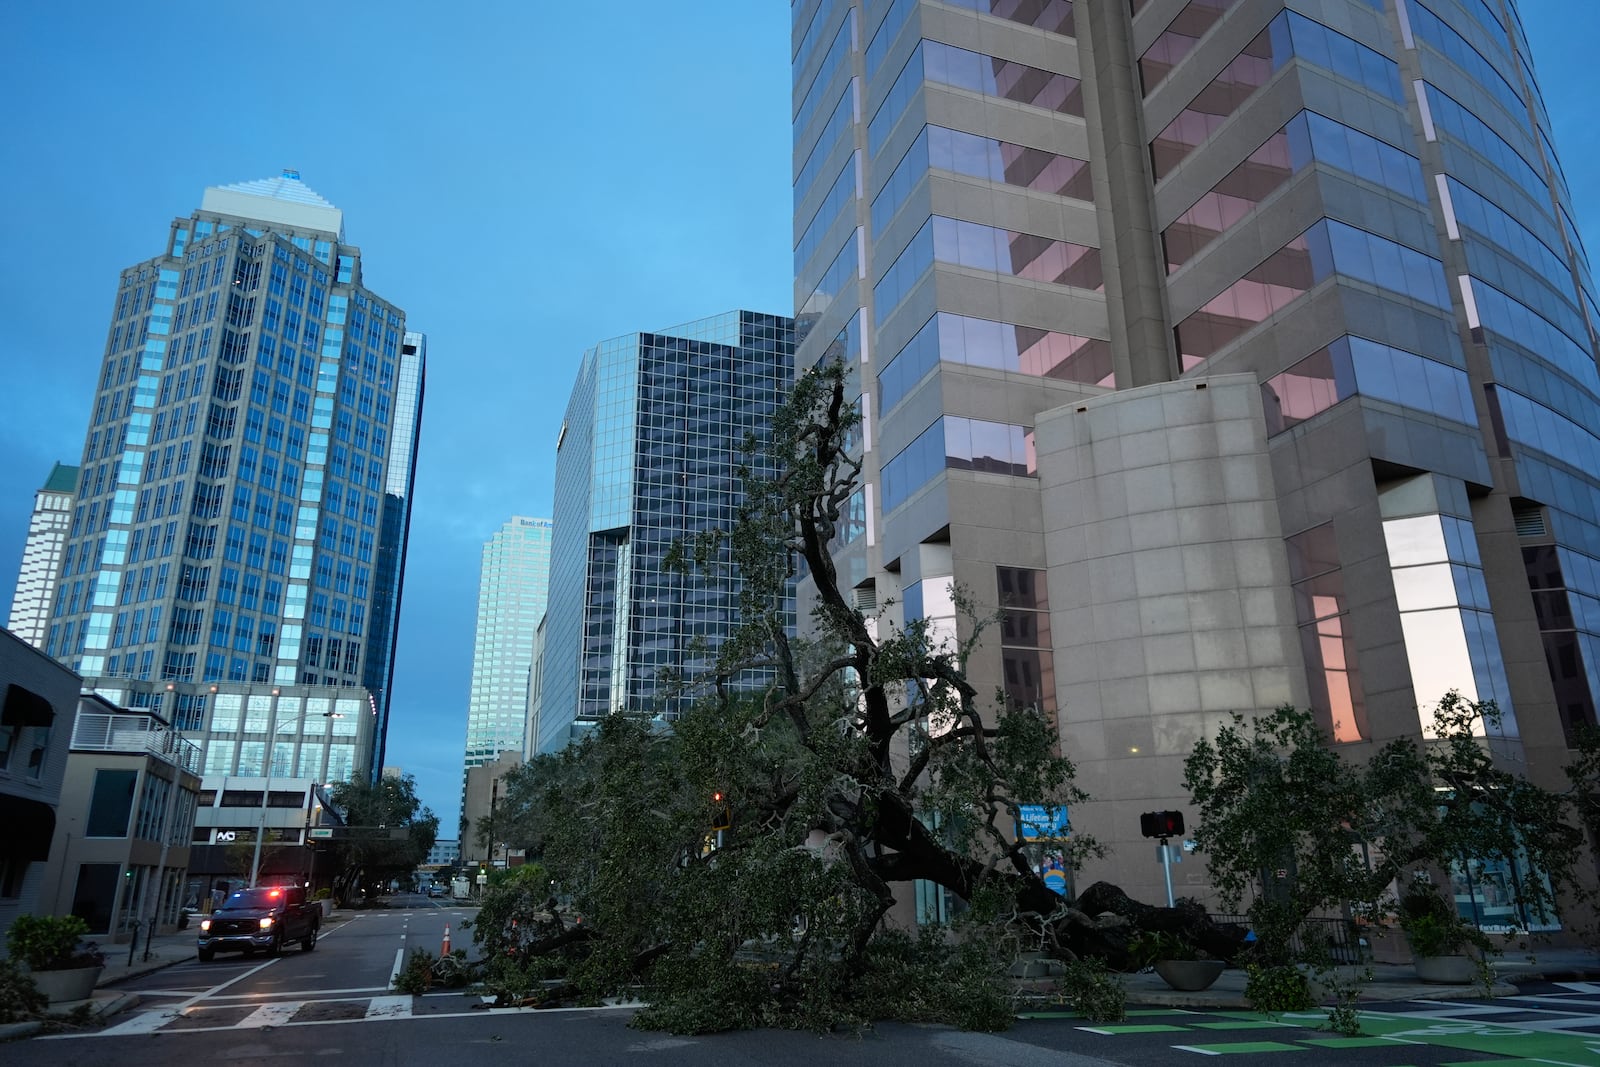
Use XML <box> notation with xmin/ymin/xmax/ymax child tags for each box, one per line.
<box><xmin>8</xmin><ymin>463</ymin><xmax>78</xmax><ymax>650</ymax></box>
<box><xmin>41</xmin><ymin>694</ymin><xmax>202</xmax><ymax>939</ymax></box>
<box><xmin>792</xmin><ymin>0</ymin><xmax>1600</xmax><ymax>925</ymax></box>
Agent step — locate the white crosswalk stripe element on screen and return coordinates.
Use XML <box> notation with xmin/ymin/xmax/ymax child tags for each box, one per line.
<box><xmin>365</xmin><ymin>995</ymin><xmax>414</xmax><ymax>1019</ymax></box>
<box><xmin>237</xmin><ymin>1002</ymin><xmax>301</xmax><ymax>1028</ymax></box>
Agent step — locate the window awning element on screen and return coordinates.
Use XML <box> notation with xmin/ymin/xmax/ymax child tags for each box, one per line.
<box><xmin>0</xmin><ymin>793</ymin><xmax>57</xmax><ymax>860</ymax></box>
<box><xmin>2</xmin><ymin>684</ymin><xmax>55</xmax><ymax>727</ymax></box>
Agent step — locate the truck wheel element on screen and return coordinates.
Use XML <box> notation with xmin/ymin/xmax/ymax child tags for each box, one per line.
<box><xmin>198</xmin><ymin>946</ymin><xmax>215</xmax><ymax>962</ymax></box>
<box><xmin>267</xmin><ymin>933</ymin><xmax>283</xmax><ymax>957</ymax></box>
<box><xmin>302</xmin><ymin>924</ymin><xmax>318</xmax><ymax>952</ymax></box>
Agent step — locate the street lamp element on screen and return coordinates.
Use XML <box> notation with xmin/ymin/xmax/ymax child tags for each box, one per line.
<box><xmin>249</xmin><ymin>694</ymin><xmax>342</xmax><ymax>887</ymax></box>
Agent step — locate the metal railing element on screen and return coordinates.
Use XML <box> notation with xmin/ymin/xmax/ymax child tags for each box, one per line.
<box><xmin>71</xmin><ymin>712</ymin><xmax>202</xmax><ymax>774</ymax></box>
<box><xmin>1210</xmin><ymin>914</ymin><xmax>1368</xmax><ymax>964</ymax></box>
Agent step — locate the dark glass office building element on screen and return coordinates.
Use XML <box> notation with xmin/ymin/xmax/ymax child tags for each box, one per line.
<box><xmin>533</xmin><ymin>312</ymin><xmax>794</xmax><ymax>754</ymax></box>
<box><xmin>793</xmin><ymin>0</ymin><xmax>1600</xmax><ymax>924</ymax></box>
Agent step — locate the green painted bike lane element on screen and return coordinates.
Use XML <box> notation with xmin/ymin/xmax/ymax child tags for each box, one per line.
<box><xmin>1018</xmin><ymin>1006</ymin><xmax>1600</xmax><ymax>1063</ymax></box>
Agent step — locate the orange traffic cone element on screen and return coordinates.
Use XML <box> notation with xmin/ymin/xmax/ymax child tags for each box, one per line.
<box><xmin>441</xmin><ymin>923</ymin><xmax>451</xmax><ymax>956</ymax></box>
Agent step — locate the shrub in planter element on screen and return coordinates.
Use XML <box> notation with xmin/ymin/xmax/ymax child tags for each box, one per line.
<box><xmin>7</xmin><ymin>914</ymin><xmax>105</xmax><ymax>972</ymax></box>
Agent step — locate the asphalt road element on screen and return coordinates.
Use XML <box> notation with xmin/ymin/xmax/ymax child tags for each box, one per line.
<box><xmin>9</xmin><ymin>906</ymin><xmax>1600</xmax><ymax>1067</ymax></box>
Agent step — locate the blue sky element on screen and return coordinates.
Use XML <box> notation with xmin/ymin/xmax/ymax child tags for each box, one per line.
<box><xmin>0</xmin><ymin>2</ymin><xmax>1595</xmax><ymax>832</ymax></box>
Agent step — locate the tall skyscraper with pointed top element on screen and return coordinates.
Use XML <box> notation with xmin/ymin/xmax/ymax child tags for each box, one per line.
<box><xmin>41</xmin><ymin>172</ymin><xmax>424</xmax><ymax>785</ymax></box>
<box><xmin>8</xmin><ymin>462</ymin><xmax>79</xmax><ymax>649</ymax></box>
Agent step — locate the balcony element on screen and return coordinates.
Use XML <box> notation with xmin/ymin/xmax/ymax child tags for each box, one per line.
<box><xmin>70</xmin><ymin>712</ymin><xmax>202</xmax><ymax>775</ymax></box>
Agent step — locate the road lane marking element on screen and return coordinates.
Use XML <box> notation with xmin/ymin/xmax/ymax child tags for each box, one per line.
<box><xmin>210</xmin><ymin>985</ymin><xmax>392</xmax><ymax>999</ymax></box>
<box><xmin>94</xmin><ymin>1008</ymin><xmax>185</xmax><ymax>1036</ymax></box>
<box><xmin>389</xmin><ymin>947</ymin><xmax>405</xmax><ymax>989</ymax></box>
<box><xmin>238</xmin><ymin>1002</ymin><xmax>300</xmax><ymax>1028</ymax></box>
<box><xmin>365</xmin><ymin>995</ymin><xmax>413</xmax><ymax>1019</ymax></box>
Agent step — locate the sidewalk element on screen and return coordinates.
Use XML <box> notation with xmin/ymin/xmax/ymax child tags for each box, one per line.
<box><xmin>1119</xmin><ymin>947</ymin><xmax>1600</xmax><ymax>1009</ymax></box>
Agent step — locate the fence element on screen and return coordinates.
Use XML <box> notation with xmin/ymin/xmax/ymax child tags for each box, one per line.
<box><xmin>1210</xmin><ymin>913</ymin><xmax>1367</xmax><ymax>964</ymax></box>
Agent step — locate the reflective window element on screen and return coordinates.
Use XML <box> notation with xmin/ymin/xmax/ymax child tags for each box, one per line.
<box><xmin>1472</xmin><ymin>279</ymin><xmax>1598</xmax><ymax>393</ymax></box>
<box><xmin>1140</xmin><ymin>0</ymin><xmax>1244</xmax><ymax>94</ymax></box>
<box><xmin>1425</xmin><ymin>84</ymin><xmax>1549</xmax><ymax>222</ymax></box>
<box><xmin>1285</xmin><ymin>523</ymin><xmax>1366</xmax><ymax>742</ymax></box>
<box><xmin>942</xmin><ymin>0</ymin><xmax>1075</xmax><ymax>36</ymax></box>
<box><xmin>1449</xmin><ymin>178</ymin><xmax>1572</xmax><ymax>310</ymax></box>
<box><xmin>1524</xmin><ymin>544</ymin><xmax>1600</xmax><ymax>743</ymax></box>
<box><xmin>1409</xmin><ymin>0</ymin><xmax>1523</xmax><ymax>121</ymax></box>
<box><xmin>881</xmin><ymin>415</ymin><xmax>1036</xmax><ymax>511</ymax></box>
<box><xmin>1261</xmin><ymin>336</ymin><xmax>1475</xmax><ymax>435</ymax></box>
<box><xmin>795</xmin><ymin>0</ymin><xmax>838</xmax><ymax>71</ymax></box>
<box><xmin>795</xmin><ymin>79</ymin><xmax>858</xmax><ymax>212</ymax></box>
<box><xmin>795</xmin><ymin>11</ymin><xmax>856</xmax><ymax>135</ymax></box>
<box><xmin>1165</xmin><ymin>111</ymin><xmax>1424</xmax><ymax>271</ymax></box>
<box><xmin>873</xmin><ymin>126</ymin><xmax>1092</xmax><ymax>237</ymax></box>
<box><xmin>796</xmin><ymin>152</ymin><xmax>860</xmax><ymax>281</ymax></box>
<box><xmin>880</xmin><ymin>313</ymin><xmax>1112</xmax><ymax>414</ymax></box>
<box><xmin>871</xmin><ymin>40</ymin><xmax>1083</xmax><ymax>158</ymax></box>
<box><xmin>997</xmin><ymin>566</ymin><xmax>1055</xmax><ymax>715</ymax></box>
<box><xmin>1380</xmin><ymin>497</ymin><xmax>1513</xmax><ymax>732</ymax></box>
<box><xmin>1151</xmin><ymin>11</ymin><xmax>1402</xmax><ymax>180</ymax></box>
<box><xmin>1176</xmin><ymin>220</ymin><xmax>1451</xmax><ymax>366</ymax></box>
<box><xmin>797</xmin><ymin>228</ymin><xmax>863</xmax><ymax>327</ymax></box>
<box><xmin>867</xmin><ymin>0</ymin><xmax>914</xmax><ymax>76</ymax></box>
<box><xmin>876</xmin><ymin>217</ymin><xmax>1102</xmax><ymax>328</ymax></box>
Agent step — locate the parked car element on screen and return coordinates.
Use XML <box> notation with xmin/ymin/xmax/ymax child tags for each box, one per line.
<box><xmin>197</xmin><ymin>885</ymin><xmax>320</xmax><ymax>961</ymax></box>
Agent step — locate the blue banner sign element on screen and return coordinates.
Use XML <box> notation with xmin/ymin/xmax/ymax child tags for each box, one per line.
<box><xmin>1018</xmin><ymin>803</ymin><xmax>1070</xmax><ymax>841</ymax></box>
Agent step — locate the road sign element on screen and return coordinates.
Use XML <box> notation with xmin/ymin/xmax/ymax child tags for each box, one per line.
<box><xmin>309</xmin><ymin>828</ymin><xmax>334</xmax><ymax>839</ymax></box>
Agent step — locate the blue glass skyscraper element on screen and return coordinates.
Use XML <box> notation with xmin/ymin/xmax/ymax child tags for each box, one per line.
<box><xmin>42</xmin><ymin>173</ymin><xmax>424</xmax><ymax>785</ymax></box>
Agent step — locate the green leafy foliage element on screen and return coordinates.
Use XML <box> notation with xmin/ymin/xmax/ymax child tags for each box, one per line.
<box><xmin>1183</xmin><ymin>695</ymin><xmax>1584</xmax><ymax>971</ymax></box>
<box><xmin>0</xmin><ymin>958</ymin><xmax>44</xmax><ymax>1022</ymax></box>
<box><xmin>7</xmin><ymin>914</ymin><xmax>102</xmax><ymax>971</ymax></box>
<box><xmin>325</xmin><ymin>773</ymin><xmax>438</xmax><ymax>906</ymax></box>
<box><xmin>1058</xmin><ymin>957</ymin><xmax>1126</xmax><ymax>1022</ymax></box>
<box><xmin>485</xmin><ymin>360</ymin><xmax>1092</xmax><ymax>1030</ymax></box>
<box><xmin>1244</xmin><ymin>963</ymin><xmax>1313</xmax><ymax>1013</ymax></box>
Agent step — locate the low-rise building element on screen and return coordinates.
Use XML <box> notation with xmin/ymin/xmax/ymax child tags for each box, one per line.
<box><xmin>0</xmin><ymin>628</ymin><xmax>76</xmax><ymax>947</ymax></box>
<box><xmin>40</xmin><ymin>694</ymin><xmax>201</xmax><ymax>941</ymax></box>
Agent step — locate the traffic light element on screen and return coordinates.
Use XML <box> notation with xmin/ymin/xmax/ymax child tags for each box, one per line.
<box><xmin>1139</xmin><ymin>810</ymin><xmax>1185</xmax><ymax>838</ymax></box>
<box><xmin>710</xmin><ymin>791</ymin><xmax>732</xmax><ymax>832</ymax></box>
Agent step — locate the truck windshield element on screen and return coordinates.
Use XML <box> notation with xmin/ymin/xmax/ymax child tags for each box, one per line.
<box><xmin>225</xmin><ymin>888</ymin><xmax>291</xmax><ymax>908</ymax></box>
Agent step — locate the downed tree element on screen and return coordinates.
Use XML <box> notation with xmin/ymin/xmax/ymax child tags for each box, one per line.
<box><xmin>490</xmin><ymin>359</ymin><xmax>1244</xmax><ymax>1030</ymax></box>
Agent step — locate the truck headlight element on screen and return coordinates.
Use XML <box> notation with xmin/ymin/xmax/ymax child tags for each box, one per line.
<box><xmin>199</xmin><ymin>919</ymin><xmax>211</xmax><ymax>932</ymax></box>
<box><xmin>259</xmin><ymin>917</ymin><xmax>275</xmax><ymax>930</ymax></box>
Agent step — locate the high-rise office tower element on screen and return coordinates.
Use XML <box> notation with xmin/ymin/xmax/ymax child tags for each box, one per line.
<box><xmin>8</xmin><ymin>463</ymin><xmax>79</xmax><ymax>648</ymax></box>
<box><xmin>42</xmin><ymin>172</ymin><xmax>424</xmax><ymax>786</ymax></box>
<box><xmin>793</xmin><ymin>0</ymin><xmax>1600</xmax><ymax>920</ymax></box>
<box><xmin>534</xmin><ymin>312</ymin><xmax>794</xmax><ymax>754</ymax></box>
<box><xmin>463</xmin><ymin>516</ymin><xmax>553</xmax><ymax>770</ymax></box>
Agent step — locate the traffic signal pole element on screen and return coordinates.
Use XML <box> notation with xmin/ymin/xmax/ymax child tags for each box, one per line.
<box><xmin>1159</xmin><ymin>836</ymin><xmax>1175</xmax><ymax>907</ymax></box>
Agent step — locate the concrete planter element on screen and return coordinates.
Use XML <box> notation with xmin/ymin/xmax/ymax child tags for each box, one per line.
<box><xmin>318</xmin><ymin>899</ymin><xmax>334</xmax><ymax>921</ymax></box>
<box><xmin>29</xmin><ymin>965</ymin><xmax>104</xmax><ymax>1004</ymax></box>
<box><xmin>1414</xmin><ymin>955</ymin><xmax>1478</xmax><ymax>984</ymax></box>
<box><xmin>1154</xmin><ymin>959</ymin><xmax>1226</xmax><ymax>991</ymax></box>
